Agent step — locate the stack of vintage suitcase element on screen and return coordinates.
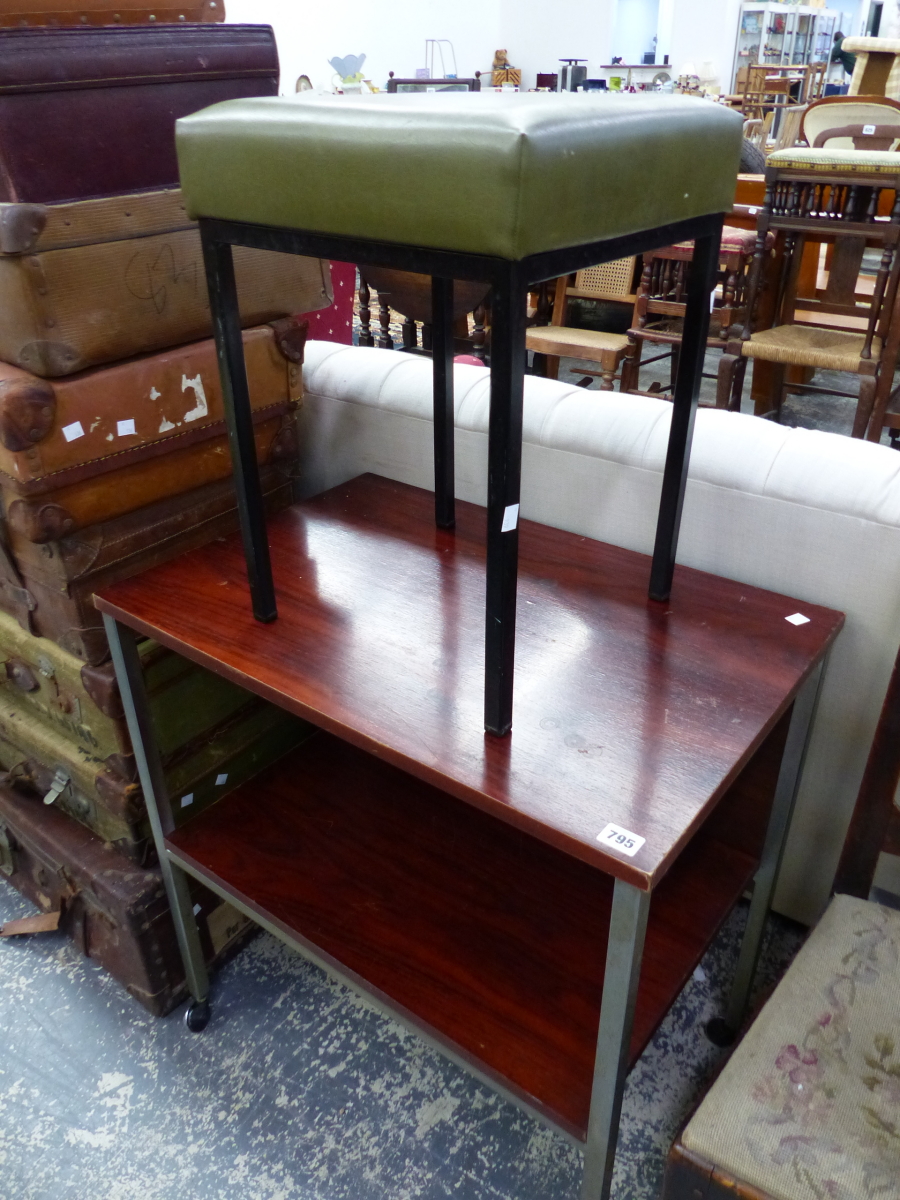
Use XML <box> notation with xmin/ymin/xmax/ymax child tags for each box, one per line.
<box><xmin>0</xmin><ymin>15</ymin><xmax>331</xmax><ymax>1015</ymax></box>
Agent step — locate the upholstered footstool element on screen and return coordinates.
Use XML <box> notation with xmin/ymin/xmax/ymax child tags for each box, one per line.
<box><xmin>664</xmin><ymin>894</ymin><xmax>900</xmax><ymax>1200</ymax></box>
<box><xmin>176</xmin><ymin>91</ymin><xmax>742</xmax><ymax>733</ymax></box>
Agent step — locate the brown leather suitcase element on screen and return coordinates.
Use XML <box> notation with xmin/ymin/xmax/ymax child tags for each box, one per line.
<box><xmin>0</xmin><ymin>189</ymin><xmax>331</xmax><ymax>376</ymax></box>
<box><xmin>0</xmin><ymin>24</ymin><xmax>278</xmax><ymax>204</ymax></box>
<box><xmin>0</xmin><ymin>780</ymin><xmax>253</xmax><ymax>1015</ymax></box>
<box><xmin>0</xmin><ymin>319</ymin><xmax>305</xmax><ymax>538</ymax></box>
<box><xmin>0</xmin><ymin>459</ymin><xmax>297</xmax><ymax>664</ymax></box>
<box><xmin>1</xmin><ymin>1</ymin><xmax>225</xmax><ymax>27</ymax></box>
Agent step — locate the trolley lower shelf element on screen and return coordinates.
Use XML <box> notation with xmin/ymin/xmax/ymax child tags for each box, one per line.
<box><xmin>168</xmin><ymin>720</ymin><xmax>784</xmax><ymax>1140</ymax></box>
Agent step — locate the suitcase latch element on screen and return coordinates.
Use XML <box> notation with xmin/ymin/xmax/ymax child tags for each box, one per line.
<box><xmin>43</xmin><ymin>768</ymin><xmax>71</xmax><ymax>807</ymax></box>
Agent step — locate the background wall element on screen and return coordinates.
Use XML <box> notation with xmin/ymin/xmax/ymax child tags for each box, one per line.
<box><xmin>224</xmin><ymin>0</ymin><xmax>503</xmax><ymax>93</ymax></box>
<box><xmin>224</xmin><ymin>0</ymin><xmax>622</xmax><ymax>93</ymax></box>
<box><xmin>226</xmin><ymin>0</ymin><xmax>784</xmax><ymax>94</ymax></box>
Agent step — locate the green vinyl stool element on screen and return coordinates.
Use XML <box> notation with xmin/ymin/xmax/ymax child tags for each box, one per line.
<box><xmin>175</xmin><ymin>91</ymin><xmax>742</xmax><ymax>737</ymax></box>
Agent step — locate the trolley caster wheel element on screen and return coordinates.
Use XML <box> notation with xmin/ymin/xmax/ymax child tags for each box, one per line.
<box><xmin>705</xmin><ymin>1017</ymin><xmax>737</xmax><ymax>1048</ymax></box>
<box><xmin>185</xmin><ymin>998</ymin><xmax>211</xmax><ymax>1033</ymax></box>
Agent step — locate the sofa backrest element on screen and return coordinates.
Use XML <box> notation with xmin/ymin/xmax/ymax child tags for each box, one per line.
<box><xmin>299</xmin><ymin>340</ymin><xmax>900</xmax><ymax>925</ymax></box>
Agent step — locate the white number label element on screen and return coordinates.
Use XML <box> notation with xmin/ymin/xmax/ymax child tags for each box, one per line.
<box><xmin>863</xmin><ymin>123</ymin><xmax>876</xmax><ymax>136</ymax></box>
<box><xmin>501</xmin><ymin>503</ymin><xmax>519</xmax><ymax>532</ymax></box>
<box><xmin>785</xmin><ymin>612</ymin><xmax>810</xmax><ymax>626</ymax></box>
<box><xmin>597</xmin><ymin>823</ymin><xmax>646</xmax><ymax>857</ymax></box>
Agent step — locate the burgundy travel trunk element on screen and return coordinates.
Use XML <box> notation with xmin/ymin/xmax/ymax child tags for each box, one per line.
<box><xmin>0</xmin><ymin>780</ymin><xmax>254</xmax><ymax>1015</ymax></box>
<box><xmin>0</xmin><ymin>23</ymin><xmax>279</xmax><ymax>203</ymax></box>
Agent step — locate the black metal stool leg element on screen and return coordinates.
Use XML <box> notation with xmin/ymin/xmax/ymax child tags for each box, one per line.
<box><xmin>484</xmin><ymin>264</ymin><xmax>526</xmax><ymax>736</ymax></box>
<box><xmin>199</xmin><ymin>221</ymin><xmax>277</xmax><ymax>622</ymax></box>
<box><xmin>649</xmin><ymin>215</ymin><xmax>724</xmax><ymax>602</ymax></box>
<box><xmin>432</xmin><ymin>276</ymin><xmax>455</xmax><ymax>529</ymax></box>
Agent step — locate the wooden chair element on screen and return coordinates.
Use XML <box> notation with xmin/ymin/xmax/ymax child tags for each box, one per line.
<box><xmin>716</xmin><ymin>150</ymin><xmax>900</xmax><ymax>437</ymax></box>
<box><xmin>801</xmin><ymin>93</ymin><xmax>900</xmax><ymax>151</ymax></box>
<box><xmin>742</xmin><ymin>64</ymin><xmax>806</xmax><ymax>120</ymax></box>
<box><xmin>621</xmin><ymin>226</ymin><xmax>764</xmax><ymax>397</ymax></box>
<box><xmin>357</xmin><ymin>267</ymin><xmax>490</xmax><ymax>360</ymax></box>
<box><xmin>525</xmin><ymin>258</ymin><xmax>635</xmax><ymax>389</ymax></box>
<box><xmin>768</xmin><ymin>103</ymin><xmax>806</xmax><ymax>153</ymax></box>
<box><xmin>803</xmin><ymin>59</ymin><xmax>829</xmax><ymax>102</ymax></box>
<box><xmin>662</xmin><ymin>637</ymin><xmax>900</xmax><ymax>1200</ymax></box>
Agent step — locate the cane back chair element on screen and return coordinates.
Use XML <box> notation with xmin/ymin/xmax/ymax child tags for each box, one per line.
<box><xmin>525</xmin><ymin>257</ymin><xmax>636</xmax><ymax>389</ymax></box>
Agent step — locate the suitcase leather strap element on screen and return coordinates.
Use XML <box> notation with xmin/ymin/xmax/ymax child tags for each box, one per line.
<box><xmin>0</xmin><ymin>535</ymin><xmax>36</xmax><ymax>628</ymax></box>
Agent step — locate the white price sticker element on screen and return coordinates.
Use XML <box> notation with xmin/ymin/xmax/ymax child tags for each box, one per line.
<box><xmin>785</xmin><ymin>612</ymin><xmax>810</xmax><ymax>626</ymax></box>
<box><xmin>62</xmin><ymin>421</ymin><xmax>84</xmax><ymax>442</ymax></box>
<box><xmin>180</xmin><ymin>793</ymin><xmax>194</xmax><ymax>808</ymax></box>
<box><xmin>501</xmin><ymin>503</ymin><xmax>519</xmax><ymax>532</ymax></box>
<box><xmin>215</xmin><ymin>773</ymin><xmax>228</xmax><ymax>786</ymax></box>
<box><xmin>117</xmin><ymin>418</ymin><xmax>137</xmax><ymax>437</ymax></box>
<box><xmin>597</xmin><ymin>823</ymin><xmax>646</xmax><ymax>857</ymax></box>
<box><xmin>863</xmin><ymin>123</ymin><xmax>876</xmax><ymax>136</ymax></box>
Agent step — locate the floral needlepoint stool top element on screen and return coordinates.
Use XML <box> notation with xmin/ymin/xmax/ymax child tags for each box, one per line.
<box><xmin>682</xmin><ymin>894</ymin><xmax>900</xmax><ymax>1200</ymax></box>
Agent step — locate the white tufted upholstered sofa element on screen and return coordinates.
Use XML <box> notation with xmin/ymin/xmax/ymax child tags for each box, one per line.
<box><xmin>299</xmin><ymin>340</ymin><xmax>900</xmax><ymax>926</ymax></box>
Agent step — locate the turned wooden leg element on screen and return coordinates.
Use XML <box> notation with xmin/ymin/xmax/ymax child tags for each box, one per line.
<box><xmin>858</xmin><ymin>373</ymin><xmax>881</xmax><ymax>440</ymax></box>
<box><xmin>358</xmin><ymin>278</ymin><xmax>374</xmax><ymax>347</ymax></box>
<box><xmin>767</xmin><ymin>363</ymin><xmax>786</xmax><ymax>422</ymax></box>
<box><xmin>716</xmin><ymin>351</ymin><xmax>742</xmax><ymax>410</ymax></box>
<box><xmin>402</xmin><ymin>316</ymin><xmax>417</xmax><ymax>350</ymax></box>
<box><xmin>600</xmin><ymin>359</ymin><xmax>616</xmax><ymax>391</ymax></box>
<box><xmin>472</xmin><ymin>303</ymin><xmax>488</xmax><ymax>362</ymax></box>
<box><xmin>621</xmin><ymin>338</ymin><xmax>640</xmax><ymax>393</ymax></box>
<box><xmin>377</xmin><ymin>294</ymin><xmax>393</xmax><ymax>349</ymax></box>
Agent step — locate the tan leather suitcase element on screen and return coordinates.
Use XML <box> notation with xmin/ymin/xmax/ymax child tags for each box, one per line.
<box><xmin>0</xmin><ymin>192</ymin><xmax>329</xmax><ymax>375</ymax></box>
<box><xmin>0</xmin><ymin>318</ymin><xmax>304</xmax><ymax>539</ymax></box>
<box><xmin>0</xmin><ymin>1</ymin><xmax>225</xmax><ymax>25</ymax></box>
<box><xmin>0</xmin><ymin>782</ymin><xmax>253</xmax><ymax>1017</ymax></box>
<box><xmin>0</xmin><ymin>460</ymin><xmax>296</xmax><ymax>664</ymax></box>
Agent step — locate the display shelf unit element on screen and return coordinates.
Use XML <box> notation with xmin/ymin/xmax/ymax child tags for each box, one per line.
<box><xmin>96</xmin><ymin>473</ymin><xmax>843</xmax><ymax>1197</ymax></box>
<box><xmin>733</xmin><ymin>3</ymin><xmax>838</xmax><ymax>89</ymax></box>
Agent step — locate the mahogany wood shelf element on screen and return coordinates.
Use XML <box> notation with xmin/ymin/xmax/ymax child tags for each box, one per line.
<box><xmin>168</xmin><ymin>721</ymin><xmax>785</xmax><ymax>1140</ymax></box>
<box><xmin>96</xmin><ymin>474</ymin><xmax>842</xmax><ymax>890</ymax></box>
<box><xmin>95</xmin><ymin>472</ymin><xmax>843</xmax><ymax>1177</ymax></box>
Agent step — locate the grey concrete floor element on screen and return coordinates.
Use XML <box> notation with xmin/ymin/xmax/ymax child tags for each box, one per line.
<box><xmin>0</xmin><ymin>879</ymin><xmax>804</xmax><ymax>1200</ymax></box>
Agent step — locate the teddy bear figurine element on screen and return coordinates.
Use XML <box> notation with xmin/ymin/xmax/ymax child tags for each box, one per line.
<box><xmin>491</xmin><ymin>49</ymin><xmax>521</xmax><ymax>87</ymax></box>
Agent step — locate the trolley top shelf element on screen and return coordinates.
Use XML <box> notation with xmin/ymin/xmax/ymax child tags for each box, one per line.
<box><xmin>95</xmin><ymin>472</ymin><xmax>842</xmax><ymax>889</ymax></box>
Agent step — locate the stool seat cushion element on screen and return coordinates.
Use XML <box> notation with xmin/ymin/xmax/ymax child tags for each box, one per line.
<box><xmin>681</xmin><ymin>896</ymin><xmax>900</xmax><ymax>1200</ymax></box>
<box><xmin>175</xmin><ymin>93</ymin><xmax>742</xmax><ymax>262</ymax></box>
<box><xmin>767</xmin><ymin>146</ymin><xmax>900</xmax><ymax>176</ymax></box>
<box><xmin>662</xmin><ymin>224</ymin><xmax>771</xmax><ymax>260</ymax></box>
